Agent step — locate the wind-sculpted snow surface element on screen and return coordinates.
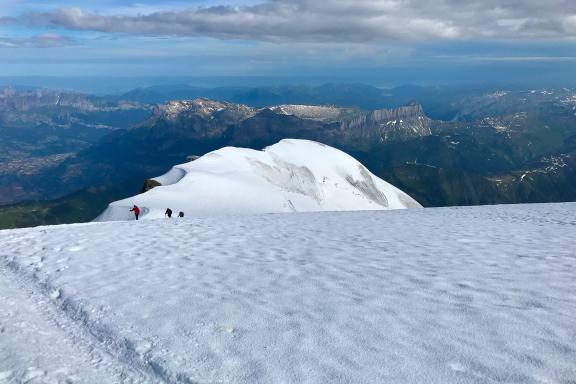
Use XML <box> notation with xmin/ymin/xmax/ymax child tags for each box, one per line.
<box><xmin>1</xmin><ymin>203</ymin><xmax>576</xmax><ymax>383</ymax></box>
<box><xmin>96</xmin><ymin>139</ymin><xmax>421</xmax><ymax>221</ymax></box>
<box><xmin>0</xmin><ymin>270</ymin><xmax>127</xmax><ymax>384</ymax></box>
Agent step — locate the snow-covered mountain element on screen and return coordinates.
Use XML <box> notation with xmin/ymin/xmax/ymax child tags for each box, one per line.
<box><xmin>96</xmin><ymin>139</ymin><xmax>421</xmax><ymax>221</ymax></box>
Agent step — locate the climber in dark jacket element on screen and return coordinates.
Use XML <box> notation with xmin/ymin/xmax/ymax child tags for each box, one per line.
<box><xmin>165</xmin><ymin>208</ymin><xmax>173</xmax><ymax>218</ymax></box>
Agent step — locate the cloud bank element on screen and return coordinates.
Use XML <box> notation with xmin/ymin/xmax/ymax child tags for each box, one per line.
<box><xmin>0</xmin><ymin>34</ymin><xmax>74</xmax><ymax>48</ymax></box>
<box><xmin>8</xmin><ymin>0</ymin><xmax>576</xmax><ymax>42</ymax></box>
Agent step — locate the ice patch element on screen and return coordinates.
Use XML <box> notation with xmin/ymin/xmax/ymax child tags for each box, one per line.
<box><xmin>343</xmin><ymin>164</ymin><xmax>389</xmax><ymax>207</ymax></box>
<box><xmin>449</xmin><ymin>362</ymin><xmax>466</xmax><ymax>373</ymax></box>
<box><xmin>50</xmin><ymin>288</ymin><xmax>61</xmax><ymax>300</ymax></box>
<box><xmin>22</xmin><ymin>367</ymin><xmax>45</xmax><ymax>383</ymax></box>
<box><xmin>0</xmin><ymin>371</ymin><xmax>13</xmax><ymax>381</ymax></box>
<box><xmin>249</xmin><ymin>156</ymin><xmax>322</xmax><ymax>203</ymax></box>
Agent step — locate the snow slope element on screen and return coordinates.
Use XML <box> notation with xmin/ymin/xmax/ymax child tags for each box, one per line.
<box><xmin>95</xmin><ymin>139</ymin><xmax>421</xmax><ymax>221</ymax></box>
<box><xmin>1</xmin><ymin>203</ymin><xmax>576</xmax><ymax>383</ymax></box>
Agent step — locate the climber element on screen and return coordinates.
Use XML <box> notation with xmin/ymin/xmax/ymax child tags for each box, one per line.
<box><xmin>130</xmin><ymin>205</ymin><xmax>141</xmax><ymax>220</ymax></box>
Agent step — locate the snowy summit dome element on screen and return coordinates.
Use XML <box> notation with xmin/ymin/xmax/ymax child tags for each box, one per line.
<box><xmin>95</xmin><ymin>139</ymin><xmax>421</xmax><ymax>221</ymax></box>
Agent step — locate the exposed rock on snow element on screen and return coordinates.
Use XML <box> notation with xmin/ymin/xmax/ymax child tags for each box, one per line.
<box><xmin>140</xmin><ymin>179</ymin><xmax>162</xmax><ymax>193</ymax></box>
<box><xmin>96</xmin><ymin>139</ymin><xmax>421</xmax><ymax>222</ymax></box>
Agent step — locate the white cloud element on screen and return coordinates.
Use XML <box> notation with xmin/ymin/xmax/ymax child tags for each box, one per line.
<box><xmin>563</xmin><ymin>15</ymin><xmax>576</xmax><ymax>33</ymax></box>
<box><xmin>10</xmin><ymin>0</ymin><xmax>576</xmax><ymax>42</ymax></box>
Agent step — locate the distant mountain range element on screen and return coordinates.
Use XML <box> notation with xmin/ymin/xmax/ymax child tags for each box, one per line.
<box><xmin>7</xmin><ymin>98</ymin><xmax>435</xmax><ymax>203</ymax></box>
<box><xmin>0</xmin><ymin>83</ymin><xmax>575</xmax><ymax>228</ymax></box>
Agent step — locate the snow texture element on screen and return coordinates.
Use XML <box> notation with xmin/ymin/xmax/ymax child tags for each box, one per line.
<box><xmin>1</xmin><ymin>203</ymin><xmax>576</xmax><ymax>383</ymax></box>
<box><xmin>0</xmin><ymin>269</ymin><xmax>127</xmax><ymax>384</ymax></box>
<box><xmin>95</xmin><ymin>139</ymin><xmax>421</xmax><ymax>222</ymax></box>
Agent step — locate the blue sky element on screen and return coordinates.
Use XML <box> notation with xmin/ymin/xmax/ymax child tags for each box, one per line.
<box><xmin>1</xmin><ymin>0</ymin><xmax>575</xmax><ymax>89</ymax></box>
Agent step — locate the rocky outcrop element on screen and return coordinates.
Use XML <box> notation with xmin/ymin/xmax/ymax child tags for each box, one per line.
<box><xmin>141</xmin><ymin>179</ymin><xmax>162</xmax><ymax>194</ymax></box>
<box><xmin>268</xmin><ymin>105</ymin><xmax>356</xmax><ymax>123</ymax></box>
<box><xmin>340</xmin><ymin>103</ymin><xmax>432</xmax><ymax>144</ymax></box>
<box><xmin>152</xmin><ymin>98</ymin><xmax>256</xmax><ymax>122</ymax></box>
<box><xmin>143</xmin><ymin>98</ymin><xmax>258</xmax><ymax>140</ymax></box>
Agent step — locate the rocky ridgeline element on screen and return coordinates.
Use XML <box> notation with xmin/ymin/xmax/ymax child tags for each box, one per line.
<box><xmin>149</xmin><ymin>98</ymin><xmax>433</xmax><ymax>144</ymax></box>
<box><xmin>341</xmin><ymin>103</ymin><xmax>432</xmax><ymax>142</ymax></box>
<box><xmin>152</xmin><ymin>98</ymin><xmax>256</xmax><ymax>121</ymax></box>
<box><xmin>0</xmin><ymin>87</ymin><xmax>145</xmax><ymax>112</ymax></box>
<box><xmin>267</xmin><ymin>104</ymin><xmax>355</xmax><ymax>122</ymax></box>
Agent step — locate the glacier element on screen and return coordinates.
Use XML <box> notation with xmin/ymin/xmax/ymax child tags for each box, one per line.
<box><xmin>0</xmin><ymin>203</ymin><xmax>575</xmax><ymax>383</ymax></box>
<box><xmin>95</xmin><ymin>139</ymin><xmax>421</xmax><ymax>222</ymax></box>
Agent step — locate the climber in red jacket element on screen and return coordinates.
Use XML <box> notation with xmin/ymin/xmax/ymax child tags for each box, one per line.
<box><xmin>130</xmin><ymin>205</ymin><xmax>141</xmax><ymax>220</ymax></box>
